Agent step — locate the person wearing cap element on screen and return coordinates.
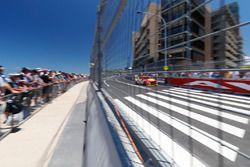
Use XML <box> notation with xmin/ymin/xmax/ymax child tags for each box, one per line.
<box><xmin>0</xmin><ymin>66</ymin><xmax>21</xmax><ymax>124</ymax></box>
<box><xmin>39</xmin><ymin>70</ymin><xmax>53</xmax><ymax>103</ymax></box>
<box><xmin>30</xmin><ymin>69</ymin><xmax>46</xmax><ymax>106</ymax></box>
<box><xmin>0</xmin><ymin>66</ymin><xmax>20</xmax><ymax>95</ymax></box>
<box><xmin>9</xmin><ymin>73</ymin><xmax>22</xmax><ymax>89</ymax></box>
<box><xmin>21</xmin><ymin>67</ymin><xmax>33</xmax><ymax>85</ymax></box>
<box><xmin>31</xmin><ymin>69</ymin><xmax>45</xmax><ymax>86</ymax></box>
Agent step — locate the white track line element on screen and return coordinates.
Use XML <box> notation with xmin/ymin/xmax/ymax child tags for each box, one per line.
<box><xmin>148</xmin><ymin>92</ymin><xmax>248</xmax><ymax>124</ymax></box>
<box><xmin>165</xmin><ymin>90</ymin><xmax>249</xmax><ymax>108</ymax></box>
<box><xmin>161</xmin><ymin>90</ymin><xmax>250</xmax><ymax>116</ymax></box>
<box><xmin>125</xmin><ymin>97</ymin><xmax>239</xmax><ymax>162</ymax></box>
<box><xmin>114</xmin><ymin>99</ymin><xmax>207</xmax><ymax>167</ymax></box>
<box><xmin>136</xmin><ymin>94</ymin><xmax>245</xmax><ymax>138</ymax></box>
<box><xmin>103</xmin><ymin>80</ymin><xmax>110</xmax><ymax>87</ymax></box>
<box><xmin>113</xmin><ymin>79</ymin><xmax>250</xmax><ymax>115</ymax></box>
<box><xmin>169</xmin><ymin>87</ymin><xmax>250</xmax><ymax>104</ymax></box>
<box><xmin>171</xmin><ymin>87</ymin><xmax>250</xmax><ymax>101</ymax></box>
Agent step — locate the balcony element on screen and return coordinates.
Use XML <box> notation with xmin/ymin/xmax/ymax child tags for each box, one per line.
<box><xmin>191</xmin><ymin>10</ymin><xmax>205</xmax><ymax>26</ymax></box>
<box><xmin>225</xmin><ymin>49</ymin><xmax>238</xmax><ymax>61</ymax></box>
<box><xmin>225</xmin><ymin>59</ymin><xmax>238</xmax><ymax>68</ymax></box>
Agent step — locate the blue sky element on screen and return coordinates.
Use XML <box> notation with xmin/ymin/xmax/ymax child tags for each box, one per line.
<box><xmin>0</xmin><ymin>0</ymin><xmax>99</xmax><ymax>74</ymax></box>
<box><xmin>0</xmin><ymin>0</ymin><xmax>249</xmax><ymax>74</ymax></box>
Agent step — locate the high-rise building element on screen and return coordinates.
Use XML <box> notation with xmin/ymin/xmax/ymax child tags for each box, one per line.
<box><xmin>211</xmin><ymin>2</ymin><xmax>243</xmax><ymax>69</ymax></box>
<box><xmin>160</xmin><ymin>0</ymin><xmax>212</xmax><ymax>70</ymax></box>
<box><xmin>133</xmin><ymin>3</ymin><xmax>161</xmax><ymax>70</ymax></box>
<box><xmin>91</xmin><ymin>0</ymin><xmax>244</xmax><ymax>75</ymax></box>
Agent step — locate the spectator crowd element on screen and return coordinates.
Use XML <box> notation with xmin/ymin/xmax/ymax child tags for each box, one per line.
<box><xmin>0</xmin><ymin>65</ymin><xmax>86</xmax><ymax>129</ymax></box>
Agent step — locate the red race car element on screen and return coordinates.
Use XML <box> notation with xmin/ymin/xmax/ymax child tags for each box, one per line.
<box><xmin>135</xmin><ymin>75</ymin><xmax>158</xmax><ymax>86</ymax></box>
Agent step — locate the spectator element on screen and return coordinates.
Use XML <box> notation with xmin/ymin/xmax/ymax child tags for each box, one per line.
<box><xmin>21</xmin><ymin>67</ymin><xmax>33</xmax><ymax>84</ymax></box>
<box><xmin>0</xmin><ymin>66</ymin><xmax>7</xmax><ymax>117</ymax></box>
<box><xmin>40</xmin><ymin>70</ymin><xmax>53</xmax><ymax>102</ymax></box>
<box><xmin>0</xmin><ymin>65</ymin><xmax>84</xmax><ymax>126</ymax></box>
<box><xmin>8</xmin><ymin>73</ymin><xmax>23</xmax><ymax>90</ymax></box>
<box><xmin>212</xmin><ymin>72</ymin><xmax>222</xmax><ymax>79</ymax></box>
<box><xmin>224</xmin><ymin>71</ymin><xmax>232</xmax><ymax>79</ymax></box>
<box><xmin>31</xmin><ymin>69</ymin><xmax>45</xmax><ymax>106</ymax></box>
<box><xmin>242</xmin><ymin>71</ymin><xmax>250</xmax><ymax>80</ymax></box>
<box><xmin>192</xmin><ymin>72</ymin><xmax>199</xmax><ymax>78</ymax></box>
<box><xmin>0</xmin><ymin>66</ymin><xmax>20</xmax><ymax>95</ymax></box>
<box><xmin>208</xmin><ymin>72</ymin><xmax>214</xmax><ymax>78</ymax></box>
<box><xmin>232</xmin><ymin>71</ymin><xmax>240</xmax><ymax>80</ymax></box>
<box><xmin>0</xmin><ymin>66</ymin><xmax>21</xmax><ymax>123</ymax></box>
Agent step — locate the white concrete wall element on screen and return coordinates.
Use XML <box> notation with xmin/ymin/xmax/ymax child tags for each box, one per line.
<box><xmin>84</xmin><ymin>85</ymin><xmax>123</xmax><ymax>167</ymax></box>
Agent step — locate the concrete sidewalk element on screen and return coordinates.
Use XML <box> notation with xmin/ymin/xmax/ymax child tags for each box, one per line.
<box><xmin>48</xmin><ymin>91</ymin><xmax>87</xmax><ymax>167</ymax></box>
<box><xmin>0</xmin><ymin>81</ymin><xmax>88</xmax><ymax>167</ymax></box>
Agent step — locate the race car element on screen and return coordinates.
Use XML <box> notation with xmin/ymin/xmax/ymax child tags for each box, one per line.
<box><xmin>135</xmin><ymin>75</ymin><xmax>158</xmax><ymax>86</ymax></box>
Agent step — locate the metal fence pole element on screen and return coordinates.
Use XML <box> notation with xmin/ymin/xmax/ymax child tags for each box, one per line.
<box><xmin>97</xmin><ymin>3</ymin><xmax>105</xmax><ymax>90</ymax></box>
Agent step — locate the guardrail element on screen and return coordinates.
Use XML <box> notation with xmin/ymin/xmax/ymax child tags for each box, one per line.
<box><xmin>0</xmin><ymin>78</ymin><xmax>85</xmax><ymax>140</ymax></box>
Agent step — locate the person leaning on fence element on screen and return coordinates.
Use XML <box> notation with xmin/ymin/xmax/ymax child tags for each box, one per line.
<box><xmin>0</xmin><ymin>66</ymin><xmax>20</xmax><ymax>95</ymax></box>
<box><xmin>0</xmin><ymin>66</ymin><xmax>7</xmax><ymax>118</ymax></box>
<box><xmin>0</xmin><ymin>65</ymin><xmax>84</xmax><ymax>127</ymax></box>
<box><xmin>21</xmin><ymin>67</ymin><xmax>33</xmax><ymax>84</ymax></box>
<box><xmin>30</xmin><ymin>69</ymin><xmax>45</xmax><ymax>106</ymax></box>
<box><xmin>0</xmin><ymin>66</ymin><xmax>22</xmax><ymax>123</ymax></box>
<box><xmin>40</xmin><ymin>70</ymin><xmax>53</xmax><ymax>103</ymax></box>
<box><xmin>242</xmin><ymin>71</ymin><xmax>250</xmax><ymax>80</ymax></box>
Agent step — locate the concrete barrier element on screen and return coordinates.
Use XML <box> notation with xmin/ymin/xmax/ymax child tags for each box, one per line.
<box><xmin>84</xmin><ymin>83</ymin><xmax>143</xmax><ymax>167</ymax></box>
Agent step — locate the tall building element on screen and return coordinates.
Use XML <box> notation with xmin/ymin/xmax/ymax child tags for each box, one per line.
<box><xmin>211</xmin><ymin>2</ymin><xmax>243</xmax><ymax>69</ymax></box>
<box><xmin>91</xmin><ymin>0</ymin><xmax>162</xmax><ymax>73</ymax></box>
<box><xmin>133</xmin><ymin>3</ymin><xmax>161</xmax><ymax>70</ymax></box>
<box><xmin>160</xmin><ymin>0</ymin><xmax>212</xmax><ymax>70</ymax></box>
<box><xmin>91</xmin><ymin>0</ymin><xmax>244</xmax><ymax>75</ymax></box>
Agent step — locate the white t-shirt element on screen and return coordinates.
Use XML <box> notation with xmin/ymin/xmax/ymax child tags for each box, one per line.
<box><xmin>232</xmin><ymin>71</ymin><xmax>240</xmax><ymax>80</ymax></box>
<box><xmin>0</xmin><ymin>77</ymin><xmax>5</xmax><ymax>87</ymax></box>
<box><xmin>243</xmin><ymin>72</ymin><xmax>250</xmax><ymax>79</ymax></box>
<box><xmin>0</xmin><ymin>77</ymin><xmax>7</xmax><ymax>97</ymax></box>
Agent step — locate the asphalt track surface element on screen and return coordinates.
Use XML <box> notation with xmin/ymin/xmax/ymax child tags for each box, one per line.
<box><xmin>104</xmin><ymin>76</ymin><xmax>250</xmax><ymax>167</ymax></box>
